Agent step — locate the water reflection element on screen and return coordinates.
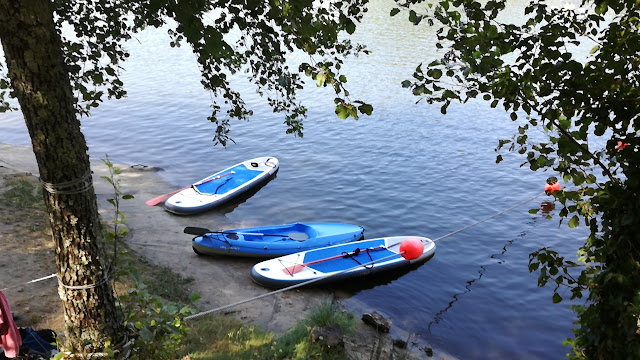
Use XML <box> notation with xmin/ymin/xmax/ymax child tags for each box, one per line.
<box><xmin>424</xmin><ymin>217</ymin><xmax>539</xmax><ymax>334</ymax></box>
<box><xmin>331</xmin><ymin>256</ymin><xmax>435</xmax><ymax>292</ymax></box>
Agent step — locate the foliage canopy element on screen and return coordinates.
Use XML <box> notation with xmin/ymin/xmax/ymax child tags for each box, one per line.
<box><xmin>1</xmin><ymin>0</ymin><xmax>373</xmax><ymax>144</ymax></box>
<box><xmin>392</xmin><ymin>0</ymin><xmax>640</xmax><ymax>358</ymax></box>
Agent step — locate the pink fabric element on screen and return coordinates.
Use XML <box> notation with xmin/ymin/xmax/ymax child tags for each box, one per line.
<box><xmin>0</xmin><ymin>291</ymin><xmax>21</xmax><ymax>358</ymax></box>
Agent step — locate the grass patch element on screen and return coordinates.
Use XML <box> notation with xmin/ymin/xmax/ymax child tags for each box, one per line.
<box><xmin>0</xmin><ymin>174</ymin><xmax>48</xmax><ymax>231</ymax></box>
<box><xmin>269</xmin><ymin>298</ymin><xmax>356</xmax><ymax>360</ymax></box>
<box><xmin>182</xmin><ymin>298</ymin><xmax>357</xmax><ymax>360</ymax></box>
<box><xmin>184</xmin><ymin>318</ymin><xmax>275</xmax><ymax>360</ymax></box>
<box><xmin>100</xmin><ymin>225</ymin><xmax>195</xmax><ymax>305</ymax></box>
<box><xmin>0</xmin><ymin>174</ymin><xmax>46</xmax><ymax>210</ymax></box>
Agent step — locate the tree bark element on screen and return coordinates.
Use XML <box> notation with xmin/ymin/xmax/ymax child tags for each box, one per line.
<box><xmin>0</xmin><ymin>0</ymin><xmax>123</xmax><ymax>354</ymax></box>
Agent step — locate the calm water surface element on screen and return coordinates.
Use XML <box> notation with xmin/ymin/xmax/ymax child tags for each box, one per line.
<box><xmin>1</xmin><ymin>0</ymin><xmax>590</xmax><ymax>358</ymax></box>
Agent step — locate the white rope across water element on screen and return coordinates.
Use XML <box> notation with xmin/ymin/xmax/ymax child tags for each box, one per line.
<box><xmin>3</xmin><ymin>192</ymin><xmax>545</xmax><ymax>316</ymax></box>
<box><xmin>431</xmin><ymin>192</ymin><xmax>545</xmax><ymax>243</ymax></box>
<box><xmin>184</xmin><ymin>192</ymin><xmax>546</xmax><ymax>321</ymax></box>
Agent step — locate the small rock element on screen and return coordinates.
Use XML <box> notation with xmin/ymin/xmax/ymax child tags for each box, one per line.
<box><xmin>310</xmin><ymin>323</ymin><xmax>344</xmax><ymax>348</ymax></box>
<box><xmin>130</xmin><ymin>164</ymin><xmax>162</xmax><ymax>172</ymax></box>
<box><xmin>392</xmin><ymin>338</ymin><xmax>407</xmax><ymax>349</ymax></box>
<box><xmin>361</xmin><ymin>311</ymin><xmax>391</xmax><ymax>333</ymax></box>
<box><xmin>425</xmin><ymin>345</ymin><xmax>433</xmax><ymax>357</ymax></box>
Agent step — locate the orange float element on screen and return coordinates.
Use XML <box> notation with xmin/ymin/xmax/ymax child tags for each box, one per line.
<box><xmin>400</xmin><ymin>237</ymin><xmax>425</xmax><ymax>260</ymax></box>
<box><xmin>617</xmin><ymin>141</ymin><xmax>630</xmax><ymax>150</ymax></box>
<box><xmin>544</xmin><ymin>182</ymin><xmax>561</xmax><ymax>195</ymax></box>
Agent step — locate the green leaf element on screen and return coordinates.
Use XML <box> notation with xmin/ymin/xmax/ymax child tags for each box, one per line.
<box><xmin>568</xmin><ymin>215</ymin><xmax>580</xmax><ymax>228</ymax></box>
<box><xmin>487</xmin><ymin>25</ymin><xmax>498</xmax><ymax>38</ymax></box>
<box><xmin>390</xmin><ymin>8</ymin><xmax>400</xmax><ymax>16</ymax></box>
<box><xmin>315</xmin><ymin>73</ymin><xmax>327</xmax><ymax>87</ymax></box>
<box><xmin>595</xmin><ymin>1</ymin><xmax>608</xmax><ymax>14</ymax></box>
<box><xmin>344</xmin><ymin>19</ymin><xmax>356</xmax><ymax>34</ymax></box>
<box><xmin>537</xmin><ymin>156</ymin><xmax>547</xmax><ymax>166</ymax></box>
<box><xmin>552</xmin><ymin>293</ymin><xmax>562</xmax><ymax>303</ymax></box>
<box><xmin>409</xmin><ymin>10</ymin><xmax>417</xmax><ymax>23</ymax></box>
<box><xmin>558</xmin><ymin>117</ymin><xmax>571</xmax><ymax>129</ymax></box>
<box><xmin>190</xmin><ymin>293</ymin><xmax>201</xmax><ymax>303</ymax></box>
<box><xmin>358</xmin><ymin>103</ymin><xmax>373</xmax><ymax>116</ymax></box>
<box><xmin>440</xmin><ymin>102</ymin><xmax>449</xmax><ymax>114</ymax></box>
<box><xmin>139</xmin><ymin>327</ymin><xmax>154</xmax><ymax>341</ymax></box>
<box><xmin>335</xmin><ymin>104</ymin><xmax>349</xmax><ymax>120</ymax></box>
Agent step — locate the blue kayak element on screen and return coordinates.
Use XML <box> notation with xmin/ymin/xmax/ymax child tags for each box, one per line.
<box><xmin>250</xmin><ymin>236</ymin><xmax>436</xmax><ymax>288</ymax></box>
<box><xmin>165</xmin><ymin>157</ymin><xmax>278</xmax><ymax>215</ymax></box>
<box><xmin>186</xmin><ymin>222</ymin><xmax>365</xmax><ymax>258</ymax></box>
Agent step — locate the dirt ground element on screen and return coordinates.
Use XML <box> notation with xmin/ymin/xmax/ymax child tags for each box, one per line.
<box><xmin>0</xmin><ymin>145</ymin><xmax>62</xmax><ymax>332</ymax></box>
<box><xmin>0</xmin><ymin>143</ymin><xmax>428</xmax><ymax>360</ymax></box>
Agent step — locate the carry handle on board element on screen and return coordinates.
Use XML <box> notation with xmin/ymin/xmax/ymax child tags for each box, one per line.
<box><xmin>145</xmin><ymin>171</ymin><xmax>235</xmax><ymax>206</ymax></box>
<box><xmin>184</xmin><ymin>227</ymin><xmax>308</xmax><ymax>241</ymax></box>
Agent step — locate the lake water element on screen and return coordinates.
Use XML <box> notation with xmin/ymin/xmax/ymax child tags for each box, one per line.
<box><xmin>0</xmin><ymin>0</ymin><xmax>590</xmax><ymax>358</ymax></box>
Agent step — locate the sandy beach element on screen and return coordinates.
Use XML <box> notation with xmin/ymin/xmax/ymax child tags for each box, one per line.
<box><xmin>0</xmin><ymin>142</ymin><xmax>425</xmax><ymax>360</ymax></box>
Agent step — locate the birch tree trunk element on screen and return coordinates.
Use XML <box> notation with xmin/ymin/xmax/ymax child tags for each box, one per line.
<box><xmin>0</xmin><ymin>0</ymin><xmax>123</xmax><ymax>354</ymax></box>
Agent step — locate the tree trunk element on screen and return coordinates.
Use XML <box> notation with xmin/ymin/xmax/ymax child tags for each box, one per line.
<box><xmin>0</xmin><ymin>0</ymin><xmax>123</xmax><ymax>354</ymax></box>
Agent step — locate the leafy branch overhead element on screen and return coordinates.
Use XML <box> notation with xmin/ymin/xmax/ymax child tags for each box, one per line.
<box><xmin>0</xmin><ymin>0</ymin><xmax>377</xmax><ymax>356</ymax></box>
<box><xmin>24</xmin><ymin>0</ymin><xmax>374</xmax><ymax>146</ymax></box>
<box><xmin>392</xmin><ymin>0</ymin><xmax>640</xmax><ymax>358</ymax></box>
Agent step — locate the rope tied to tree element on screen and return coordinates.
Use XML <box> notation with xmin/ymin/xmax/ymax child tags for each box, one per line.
<box><xmin>56</xmin><ymin>263</ymin><xmax>114</xmax><ymax>291</ymax></box>
<box><xmin>39</xmin><ymin>170</ymin><xmax>93</xmax><ymax>195</ymax></box>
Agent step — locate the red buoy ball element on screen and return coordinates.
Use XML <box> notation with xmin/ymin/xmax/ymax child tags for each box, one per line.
<box><xmin>617</xmin><ymin>141</ymin><xmax>630</xmax><ymax>150</ymax></box>
<box><xmin>400</xmin><ymin>237</ymin><xmax>424</xmax><ymax>260</ymax></box>
<box><xmin>544</xmin><ymin>182</ymin><xmax>561</xmax><ymax>195</ymax></box>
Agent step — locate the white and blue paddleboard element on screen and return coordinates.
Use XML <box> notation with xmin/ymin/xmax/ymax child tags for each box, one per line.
<box><xmin>165</xmin><ymin>157</ymin><xmax>278</xmax><ymax>215</ymax></box>
<box><xmin>250</xmin><ymin>236</ymin><xmax>436</xmax><ymax>288</ymax></box>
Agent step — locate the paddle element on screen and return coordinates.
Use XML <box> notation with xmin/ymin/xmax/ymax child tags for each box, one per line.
<box><xmin>183</xmin><ymin>226</ymin><xmax>309</xmax><ymax>241</ymax></box>
<box><xmin>282</xmin><ymin>245</ymin><xmax>386</xmax><ymax>275</ymax></box>
<box><xmin>145</xmin><ymin>171</ymin><xmax>235</xmax><ymax>206</ymax></box>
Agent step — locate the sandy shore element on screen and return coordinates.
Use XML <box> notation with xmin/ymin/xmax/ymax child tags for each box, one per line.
<box><xmin>0</xmin><ymin>142</ymin><xmax>427</xmax><ymax>359</ymax></box>
<box><xmin>0</xmin><ymin>142</ymin><xmax>330</xmax><ymax>331</ymax></box>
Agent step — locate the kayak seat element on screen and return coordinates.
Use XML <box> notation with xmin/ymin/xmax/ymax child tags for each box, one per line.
<box><xmin>289</xmin><ymin>232</ymin><xmax>309</xmax><ymax>242</ymax></box>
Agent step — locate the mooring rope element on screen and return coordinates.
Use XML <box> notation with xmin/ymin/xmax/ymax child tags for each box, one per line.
<box><xmin>5</xmin><ymin>192</ymin><xmax>546</xmax><ymax>317</ymax></box>
<box><xmin>431</xmin><ymin>192</ymin><xmax>545</xmax><ymax>243</ymax></box>
<box><xmin>1</xmin><ymin>273</ymin><xmax>57</xmax><ymax>291</ymax></box>
<box><xmin>184</xmin><ymin>192</ymin><xmax>546</xmax><ymax>320</ymax></box>
<box><xmin>184</xmin><ymin>251</ymin><xmax>406</xmax><ymax>321</ymax></box>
